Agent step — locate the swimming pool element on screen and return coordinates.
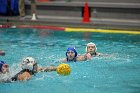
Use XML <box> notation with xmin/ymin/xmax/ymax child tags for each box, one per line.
<box><xmin>0</xmin><ymin>28</ymin><xmax>140</xmax><ymax>93</ymax></box>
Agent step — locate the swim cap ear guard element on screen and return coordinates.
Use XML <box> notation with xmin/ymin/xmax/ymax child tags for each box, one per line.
<box><xmin>85</xmin><ymin>42</ymin><xmax>97</xmax><ymax>52</ymax></box>
<box><xmin>0</xmin><ymin>61</ymin><xmax>6</xmax><ymax>72</ymax></box>
<box><xmin>66</xmin><ymin>47</ymin><xmax>77</xmax><ymax>58</ymax></box>
<box><xmin>32</xmin><ymin>63</ymin><xmax>38</xmax><ymax>73</ymax></box>
<box><xmin>21</xmin><ymin>57</ymin><xmax>36</xmax><ymax>71</ymax></box>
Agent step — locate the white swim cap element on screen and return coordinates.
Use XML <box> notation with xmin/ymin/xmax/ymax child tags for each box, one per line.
<box><xmin>85</xmin><ymin>42</ymin><xmax>97</xmax><ymax>52</ymax></box>
<box><xmin>21</xmin><ymin>57</ymin><xmax>36</xmax><ymax>71</ymax></box>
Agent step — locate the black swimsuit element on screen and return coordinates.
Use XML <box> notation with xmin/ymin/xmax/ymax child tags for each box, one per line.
<box><xmin>11</xmin><ymin>69</ymin><xmax>34</xmax><ymax>81</ymax></box>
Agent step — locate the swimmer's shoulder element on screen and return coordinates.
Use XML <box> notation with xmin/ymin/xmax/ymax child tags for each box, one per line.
<box><xmin>11</xmin><ymin>69</ymin><xmax>32</xmax><ymax>81</ymax></box>
<box><xmin>17</xmin><ymin>71</ymin><xmax>32</xmax><ymax>81</ymax></box>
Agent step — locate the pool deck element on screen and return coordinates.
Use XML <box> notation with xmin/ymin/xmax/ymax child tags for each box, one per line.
<box><xmin>0</xmin><ymin>0</ymin><xmax>140</xmax><ymax>32</ymax></box>
<box><xmin>0</xmin><ymin>15</ymin><xmax>140</xmax><ymax>30</ymax></box>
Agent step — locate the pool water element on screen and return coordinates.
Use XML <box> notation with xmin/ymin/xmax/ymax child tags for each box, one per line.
<box><xmin>0</xmin><ymin>28</ymin><xmax>140</xmax><ymax>93</ymax></box>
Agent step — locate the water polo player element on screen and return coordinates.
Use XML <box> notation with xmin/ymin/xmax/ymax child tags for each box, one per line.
<box><xmin>84</xmin><ymin>42</ymin><xmax>102</xmax><ymax>59</ymax></box>
<box><xmin>0</xmin><ymin>61</ymin><xmax>10</xmax><ymax>83</ymax></box>
<box><xmin>60</xmin><ymin>47</ymin><xmax>86</xmax><ymax>62</ymax></box>
<box><xmin>11</xmin><ymin>57</ymin><xmax>71</xmax><ymax>81</ymax></box>
<box><xmin>0</xmin><ymin>61</ymin><xmax>9</xmax><ymax>74</ymax></box>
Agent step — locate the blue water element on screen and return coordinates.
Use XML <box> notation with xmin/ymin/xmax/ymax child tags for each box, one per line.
<box><xmin>0</xmin><ymin>28</ymin><xmax>140</xmax><ymax>93</ymax></box>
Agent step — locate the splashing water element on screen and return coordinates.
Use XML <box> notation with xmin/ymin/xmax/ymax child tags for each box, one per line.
<box><xmin>0</xmin><ymin>28</ymin><xmax>140</xmax><ymax>93</ymax></box>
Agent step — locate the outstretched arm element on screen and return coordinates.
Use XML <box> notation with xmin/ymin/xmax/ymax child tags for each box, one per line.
<box><xmin>38</xmin><ymin>66</ymin><xmax>57</xmax><ymax>72</ymax></box>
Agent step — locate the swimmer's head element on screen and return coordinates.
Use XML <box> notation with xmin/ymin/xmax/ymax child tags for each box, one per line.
<box><xmin>0</xmin><ymin>61</ymin><xmax>9</xmax><ymax>74</ymax></box>
<box><xmin>86</xmin><ymin>42</ymin><xmax>97</xmax><ymax>54</ymax></box>
<box><xmin>66</xmin><ymin>47</ymin><xmax>77</xmax><ymax>61</ymax></box>
<box><xmin>21</xmin><ymin>57</ymin><xmax>37</xmax><ymax>71</ymax></box>
<box><xmin>0</xmin><ymin>50</ymin><xmax>5</xmax><ymax>56</ymax></box>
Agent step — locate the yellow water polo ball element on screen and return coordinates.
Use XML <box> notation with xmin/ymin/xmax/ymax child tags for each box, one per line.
<box><xmin>56</xmin><ymin>63</ymin><xmax>71</xmax><ymax>76</ymax></box>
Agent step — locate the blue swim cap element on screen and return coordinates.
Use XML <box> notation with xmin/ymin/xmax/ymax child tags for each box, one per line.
<box><xmin>66</xmin><ymin>47</ymin><xmax>77</xmax><ymax>57</ymax></box>
<box><xmin>0</xmin><ymin>61</ymin><xmax>6</xmax><ymax>72</ymax></box>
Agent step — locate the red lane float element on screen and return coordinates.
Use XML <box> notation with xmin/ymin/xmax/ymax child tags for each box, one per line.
<box><xmin>16</xmin><ymin>25</ymin><xmax>65</xmax><ymax>31</ymax></box>
<box><xmin>0</xmin><ymin>24</ymin><xmax>65</xmax><ymax>31</ymax></box>
<box><xmin>0</xmin><ymin>24</ymin><xmax>12</xmax><ymax>28</ymax></box>
<box><xmin>37</xmin><ymin>0</ymin><xmax>49</xmax><ymax>2</ymax></box>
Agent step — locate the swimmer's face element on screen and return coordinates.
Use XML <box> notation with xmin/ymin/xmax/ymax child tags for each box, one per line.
<box><xmin>87</xmin><ymin>45</ymin><xmax>96</xmax><ymax>54</ymax></box>
<box><xmin>1</xmin><ymin>64</ymin><xmax>9</xmax><ymax>74</ymax></box>
<box><xmin>67</xmin><ymin>50</ymin><xmax>75</xmax><ymax>60</ymax></box>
